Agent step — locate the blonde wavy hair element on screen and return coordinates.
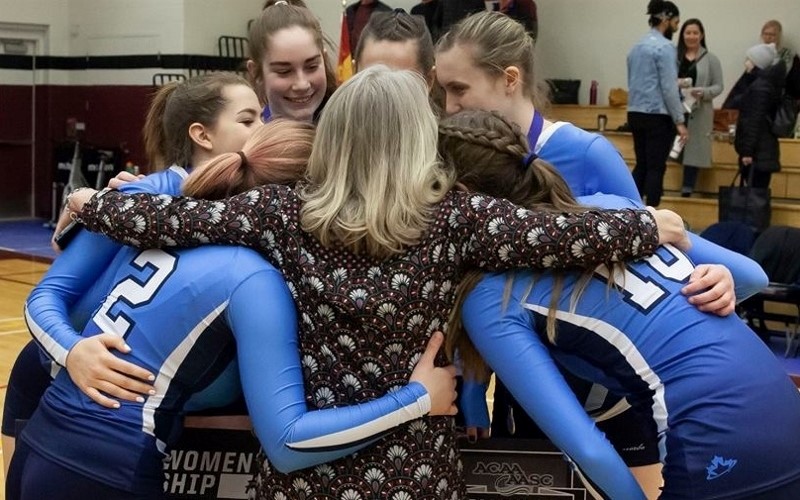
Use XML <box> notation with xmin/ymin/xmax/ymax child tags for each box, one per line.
<box><xmin>299</xmin><ymin>65</ymin><xmax>454</xmax><ymax>258</ymax></box>
<box><xmin>182</xmin><ymin>119</ymin><xmax>314</xmax><ymax>199</ymax></box>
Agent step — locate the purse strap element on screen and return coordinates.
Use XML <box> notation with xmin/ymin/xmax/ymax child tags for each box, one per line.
<box><xmin>681</xmin><ymin>50</ymin><xmax>708</xmax><ymax>78</ymax></box>
<box><xmin>731</xmin><ymin>163</ymin><xmax>757</xmax><ymax>188</ymax></box>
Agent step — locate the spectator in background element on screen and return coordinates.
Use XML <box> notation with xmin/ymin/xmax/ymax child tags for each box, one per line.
<box><xmin>500</xmin><ymin>0</ymin><xmax>538</xmax><ymax>40</ymax></box>
<box><xmin>432</xmin><ymin>0</ymin><xmax>484</xmax><ymax>39</ymax></box>
<box><xmin>676</xmin><ymin>18</ymin><xmax>723</xmax><ymax>197</ymax></box>
<box><xmin>724</xmin><ymin>43</ymin><xmax>785</xmax><ymax>189</ymax></box>
<box><xmin>346</xmin><ymin>0</ymin><xmax>392</xmax><ymax>54</ymax></box>
<box><xmin>761</xmin><ymin>20</ymin><xmax>799</xmax><ymax>81</ymax></box>
<box><xmin>760</xmin><ymin>19</ymin><xmax>800</xmax><ymax>137</ymax></box>
<box><xmin>627</xmin><ymin>0</ymin><xmax>687</xmax><ymax>206</ymax></box>
<box><xmin>410</xmin><ymin>0</ymin><xmax>439</xmax><ymax>39</ymax></box>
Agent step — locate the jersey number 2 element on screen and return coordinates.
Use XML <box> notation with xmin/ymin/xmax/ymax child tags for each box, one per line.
<box><xmin>93</xmin><ymin>250</ymin><xmax>178</xmax><ymax>337</ymax></box>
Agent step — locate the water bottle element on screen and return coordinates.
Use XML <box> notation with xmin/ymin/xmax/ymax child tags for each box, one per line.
<box><xmin>589</xmin><ymin>80</ymin><xmax>598</xmax><ymax>105</ymax></box>
<box><xmin>668</xmin><ymin>135</ymin><xmax>684</xmax><ymax>161</ymax></box>
<box><xmin>597</xmin><ymin>114</ymin><xmax>607</xmax><ymax>132</ymax></box>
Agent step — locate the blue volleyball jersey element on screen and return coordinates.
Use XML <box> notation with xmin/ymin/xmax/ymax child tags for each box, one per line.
<box><xmin>463</xmin><ymin>246</ymin><xmax>800</xmax><ymax>499</ymax></box>
<box><xmin>22</xmin><ymin>245</ymin><xmax>266</xmax><ymax>493</ymax></box>
<box><xmin>21</xmin><ymin>244</ymin><xmax>433</xmax><ymax>494</ymax></box>
<box><xmin>26</xmin><ymin>166</ymin><xmax>190</xmax><ymax>368</ymax></box>
<box><xmin>534</xmin><ymin>121</ymin><xmax>641</xmax><ymax>200</ymax></box>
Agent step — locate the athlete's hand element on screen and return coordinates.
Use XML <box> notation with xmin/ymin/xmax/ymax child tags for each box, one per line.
<box><xmin>50</xmin><ymin>206</ymin><xmax>75</xmax><ymax>254</ymax></box>
<box><xmin>460</xmin><ymin>376</ymin><xmax>491</xmax><ymax>443</ymax></box>
<box><xmin>648</xmin><ymin>207</ymin><xmax>691</xmax><ymax>252</ymax></box>
<box><xmin>410</xmin><ymin>332</ymin><xmax>458</xmax><ymax>416</ymax></box>
<box><xmin>682</xmin><ymin>264</ymin><xmax>736</xmax><ymax>316</ymax></box>
<box><xmin>65</xmin><ymin>334</ymin><xmax>156</xmax><ymax>409</ymax></box>
<box><xmin>107</xmin><ymin>171</ymin><xmax>145</xmax><ymax>189</ymax></box>
<box><xmin>465</xmin><ymin>426</ymin><xmax>491</xmax><ymax>442</ymax></box>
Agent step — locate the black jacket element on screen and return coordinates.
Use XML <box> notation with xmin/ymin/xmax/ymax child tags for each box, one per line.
<box><xmin>786</xmin><ymin>54</ymin><xmax>800</xmax><ymax>100</ymax></box>
<box><xmin>432</xmin><ymin>0</ymin><xmax>483</xmax><ymax>35</ymax></box>
<box><xmin>727</xmin><ymin>61</ymin><xmax>786</xmax><ymax>173</ymax></box>
<box><xmin>411</xmin><ymin>0</ymin><xmax>439</xmax><ymax>38</ymax></box>
<box><xmin>346</xmin><ymin>1</ymin><xmax>392</xmax><ymax>44</ymax></box>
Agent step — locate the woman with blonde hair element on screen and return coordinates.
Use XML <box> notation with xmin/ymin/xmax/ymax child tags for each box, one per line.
<box><xmin>10</xmin><ymin>118</ymin><xmax>460</xmax><ymax>499</ymax></box>
<box><xmin>66</xmin><ymin>65</ymin><xmax>686</xmax><ymax>498</ymax></box>
<box><xmin>435</xmin><ymin>11</ymin><xmax>639</xmax><ymax>200</ymax></box>
<box><xmin>435</xmin><ymin>13</ymin><xmax>735</xmax><ymax>496</ymax></box>
<box><xmin>760</xmin><ymin>20</ymin><xmax>797</xmax><ymax>77</ymax></box>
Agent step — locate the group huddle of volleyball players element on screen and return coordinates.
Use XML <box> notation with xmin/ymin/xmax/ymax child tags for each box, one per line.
<box><xmin>6</xmin><ymin>2</ymin><xmax>800</xmax><ymax>499</ymax></box>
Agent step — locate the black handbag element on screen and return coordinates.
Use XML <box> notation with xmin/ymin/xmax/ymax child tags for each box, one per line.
<box><xmin>772</xmin><ymin>94</ymin><xmax>799</xmax><ymax>138</ymax></box>
<box><xmin>546</xmin><ymin>79</ymin><xmax>580</xmax><ymax>104</ymax></box>
<box><xmin>718</xmin><ymin>167</ymin><xmax>771</xmax><ymax>233</ymax></box>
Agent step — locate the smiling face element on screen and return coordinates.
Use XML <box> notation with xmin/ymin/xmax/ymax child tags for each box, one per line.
<box><xmin>435</xmin><ymin>44</ymin><xmax>510</xmax><ymax>117</ymax></box>
<box><xmin>205</xmin><ymin>84</ymin><xmax>262</xmax><ymax>156</ymax></box>
<box><xmin>682</xmin><ymin>23</ymin><xmax>703</xmax><ymax>51</ymax></box>
<box><xmin>261</xmin><ymin>25</ymin><xmax>327</xmax><ymax>122</ymax></box>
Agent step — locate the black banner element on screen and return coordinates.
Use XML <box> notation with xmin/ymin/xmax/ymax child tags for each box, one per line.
<box><xmin>166</xmin><ymin>427</ymin><xmax>589</xmax><ymax>499</ymax></box>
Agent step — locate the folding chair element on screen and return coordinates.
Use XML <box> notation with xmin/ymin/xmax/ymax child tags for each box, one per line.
<box><xmin>738</xmin><ymin>226</ymin><xmax>800</xmax><ymax>357</ymax></box>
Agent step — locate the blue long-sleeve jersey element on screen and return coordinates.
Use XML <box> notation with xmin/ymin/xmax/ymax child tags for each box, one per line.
<box><xmin>21</xmin><ymin>244</ymin><xmax>433</xmax><ymax>494</ymax></box>
<box><xmin>26</xmin><ymin>166</ymin><xmax>191</xmax><ymax>367</ymax></box>
<box><xmin>459</xmin><ymin>194</ymin><xmax>769</xmax><ymax>499</ymax></box>
<box><xmin>461</xmin><ymin>221</ymin><xmax>799</xmax><ymax>500</ymax></box>
<box><xmin>23</xmin><ymin>168</ymin><xmax>434</xmax><ymax>494</ymax></box>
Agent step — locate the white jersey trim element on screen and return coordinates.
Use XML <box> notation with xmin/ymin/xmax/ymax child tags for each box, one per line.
<box><xmin>521</xmin><ymin>302</ymin><xmax>668</xmax><ymax>436</ymax></box>
<box><xmin>286</xmin><ymin>393</ymin><xmax>431</xmax><ymax>450</ymax></box>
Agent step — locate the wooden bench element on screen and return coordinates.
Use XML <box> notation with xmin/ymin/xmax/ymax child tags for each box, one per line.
<box><xmin>545</xmin><ymin>106</ymin><xmax>800</xmax><ymax>231</ymax></box>
<box><xmin>602</xmin><ymin>133</ymin><xmax>800</xmax><ymax>200</ymax></box>
<box><xmin>545</xmin><ymin>104</ymin><xmax>628</xmax><ymax>132</ymax></box>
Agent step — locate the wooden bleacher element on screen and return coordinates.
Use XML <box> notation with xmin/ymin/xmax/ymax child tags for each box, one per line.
<box><xmin>547</xmin><ymin>105</ymin><xmax>800</xmax><ymax>231</ymax></box>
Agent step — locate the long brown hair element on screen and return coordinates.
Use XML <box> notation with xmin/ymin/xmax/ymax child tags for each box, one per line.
<box><xmin>436</xmin><ymin>12</ymin><xmax>550</xmax><ymax>113</ymax></box>
<box><xmin>142</xmin><ymin>73</ymin><xmax>251</xmax><ymax>171</ymax></box>
<box><xmin>247</xmin><ymin>2</ymin><xmax>337</xmax><ymax>112</ymax></box>
<box><xmin>182</xmin><ymin>119</ymin><xmax>314</xmax><ymax>199</ymax></box>
<box><xmin>439</xmin><ymin>110</ymin><xmax>591</xmax><ymax>381</ymax></box>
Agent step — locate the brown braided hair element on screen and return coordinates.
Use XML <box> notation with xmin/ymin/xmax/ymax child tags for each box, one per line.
<box><xmin>438</xmin><ymin>110</ymin><xmax>583</xmax><ymax>215</ymax></box>
<box><xmin>439</xmin><ymin>110</ymin><xmax>603</xmax><ymax>381</ymax></box>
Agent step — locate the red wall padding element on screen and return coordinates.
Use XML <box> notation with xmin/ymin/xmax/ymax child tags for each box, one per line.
<box><xmin>0</xmin><ymin>84</ymin><xmax>152</xmax><ymax>218</ymax></box>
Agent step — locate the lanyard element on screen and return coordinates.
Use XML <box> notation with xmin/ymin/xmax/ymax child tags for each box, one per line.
<box><xmin>526</xmin><ymin>110</ymin><xmax>544</xmax><ymax>150</ymax></box>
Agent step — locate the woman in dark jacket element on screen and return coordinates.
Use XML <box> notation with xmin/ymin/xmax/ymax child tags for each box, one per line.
<box><xmin>724</xmin><ymin>43</ymin><xmax>786</xmax><ymax>188</ymax></box>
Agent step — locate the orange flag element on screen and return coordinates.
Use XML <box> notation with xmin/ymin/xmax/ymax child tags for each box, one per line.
<box><xmin>337</xmin><ymin>11</ymin><xmax>354</xmax><ymax>84</ymax></box>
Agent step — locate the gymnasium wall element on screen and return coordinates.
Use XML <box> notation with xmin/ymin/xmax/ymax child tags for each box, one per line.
<box><xmin>0</xmin><ymin>0</ymin><xmax>797</xmax><ymax>218</ymax></box>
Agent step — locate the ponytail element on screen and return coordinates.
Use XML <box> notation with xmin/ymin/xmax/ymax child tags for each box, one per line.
<box><xmin>142</xmin><ymin>82</ymin><xmax>179</xmax><ymax>171</ymax></box>
<box><xmin>182</xmin><ymin>119</ymin><xmax>314</xmax><ymax>200</ymax></box>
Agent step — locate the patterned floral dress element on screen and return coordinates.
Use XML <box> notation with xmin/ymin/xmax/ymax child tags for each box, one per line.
<box><xmin>79</xmin><ymin>185</ymin><xmax>658</xmax><ymax>499</ymax></box>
